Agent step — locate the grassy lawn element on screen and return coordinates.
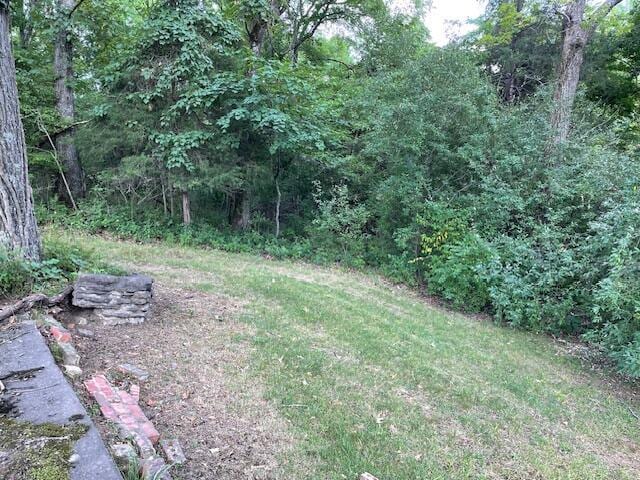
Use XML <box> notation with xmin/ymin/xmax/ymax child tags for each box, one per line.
<box><xmin>61</xmin><ymin>231</ymin><xmax>640</xmax><ymax>479</ymax></box>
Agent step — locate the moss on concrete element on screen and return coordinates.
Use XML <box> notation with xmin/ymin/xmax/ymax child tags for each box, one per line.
<box><xmin>0</xmin><ymin>416</ymin><xmax>88</xmax><ymax>480</ymax></box>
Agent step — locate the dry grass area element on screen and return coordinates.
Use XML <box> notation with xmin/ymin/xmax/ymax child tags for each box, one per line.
<box><xmin>73</xmin><ymin>280</ymin><xmax>296</xmax><ymax>480</ymax></box>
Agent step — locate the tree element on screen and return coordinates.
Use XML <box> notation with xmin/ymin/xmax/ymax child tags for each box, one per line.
<box><xmin>550</xmin><ymin>0</ymin><xmax>624</xmax><ymax>143</ymax></box>
<box><xmin>286</xmin><ymin>0</ymin><xmax>380</xmax><ymax>64</ymax></box>
<box><xmin>116</xmin><ymin>0</ymin><xmax>241</xmax><ymax>226</ymax></box>
<box><xmin>0</xmin><ymin>0</ymin><xmax>41</xmax><ymax>261</ymax></box>
<box><xmin>477</xmin><ymin>0</ymin><xmax>560</xmax><ymax>103</ymax></box>
<box><xmin>583</xmin><ymin>2</ymin><xmax>640</xmax><ymax>115</ymax></box>
<box><xmin>54</xmin><ymin>0</ymin><xmax>86</xmax><ymax>204</ymax></box>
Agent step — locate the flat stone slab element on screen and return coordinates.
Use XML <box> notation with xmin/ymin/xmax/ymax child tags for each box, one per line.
<box><xmin>0</xmin><ymin>322</ymin><xmax>123</xmax><ymax>480</ymax></box>
<box><xmin>74</xmin><ymin>274</ymin><xmax>153</xmax><ymax>294</ymax></box>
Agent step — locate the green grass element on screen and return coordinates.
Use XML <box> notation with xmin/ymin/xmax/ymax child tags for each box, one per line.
<box><xmin>57</xmin><ymin>230</ymin><xmax>640</xmax><ymax>480</ymax></box>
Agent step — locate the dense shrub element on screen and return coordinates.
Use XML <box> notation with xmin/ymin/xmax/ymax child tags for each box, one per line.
<box><xmin>427</xmin><ymin>234</ymin><xmax>494</xmax><ymax>312</ymax></box>
<box><xmin>583</xmin><ymin>196</ymin><xmax>640</xmax><ymax>375</ymax></box>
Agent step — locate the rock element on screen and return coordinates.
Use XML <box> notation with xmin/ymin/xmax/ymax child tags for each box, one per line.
<box><xmin>59</xmin><ymin>342</ymin><xmax>80</xmax><ymax>367</ymax></box>
<box><xmin>50</xmin><ymin>325</ymin><xmax>72</xmax><ymax>343</ymax></box>
<box><xmin>75</xmin><ymin>316</ymin><xmax>89</xmax><ymax>326</ymax></box>
<box><xmin>75</xmin><ymin>274</ymin><xmax>153</xmax><ymax>294</ymax></box>
<box><xmin>42</xmin><ymin>315</ymin><xmax>64</xmax><ymax>329</ymax></box>
<box><xmin>123</xmin><ymin>384</ymin><xmax>141</xmax><ymax>404</ymax></box>
<box><xmin>118</xmin><ymin>363</ymin><xmax>150</xmax><ymax>382</ymax></box>
<box><xmin>159</xmin><ymin>439</ymin><xmax>186</xmax><ymax>465</ymax></box>
<box><xmin>101</xmin><ymin>316</ymin><xmax>145</xmax><ymax>326</ymax></box>
<box><xmin>142</xmin><ymin>455</ymin><xmax>172</xmax><ymax>480</ymax></box>
<box><xmin>133</xmin><ymin>431</ymin><xmax>157</xmax><ymax>459</ymax></box>
<box><xmin>76</xmin><ymin>328</ymin><xmax>95</xmax><ymax>338</ymax></box>
<box><xmin>110</xmin><ymin>443</ymin><xmax>137</xmax><ymax>470</ymax></box>
<box><xmin>63</xmin><ymin>365</ymin><xmax>83</xmax><ymax>378</ymax></box>
<box><xmin>359</xmin><ymin>474</ymin><xmax>379</xmax><ymax>480</ymax></box>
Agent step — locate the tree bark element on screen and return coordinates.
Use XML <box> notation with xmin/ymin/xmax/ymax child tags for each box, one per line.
<box><xmin>550</xmin><ymin>0</ymin><xmax>624</xmax><ymax>143</ymax></box>
<box><xmin>20</xmin><ymin>0</ymin><xmax>41</xmax><ymax>48</ymax></box>
<box><xmin>181</xmin><ymin>190</ymin><xmax>191</xmax><ymax>226</ymax></box>
<box><xmin>275</xmin><ymin>175</ymin><xmax>281</xmax><ymax>238</ymax></box>
<box><xmin>0</xmin><ymin>4</ymin><xmax>42</xmax><ymax>261</ymax></box>
<box><xmin>0</xmin><ymin>285</ymin><xmax>73</xmax><ymax>322</ymax></box>
<box><xmin>54</xmin><ymin>0</ymin><xmax>85</xmax><ymax>204</ymax></box>
<box><xmin>232</xmin><ymin>191</ymin><xmax>251</xmax><ymax>231</ymax></box>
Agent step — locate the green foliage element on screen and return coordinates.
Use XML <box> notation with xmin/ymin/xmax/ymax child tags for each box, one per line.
<box><xmin>428</xmin><ymin>234</ymin><xmax>494</xmax><ymax>312</ymax></box>
<box><xmin>11</xmin><ymin>0</ymin><xmax>640</xmax><ymax>378</ymax></box>
<box><xmin>474</xmin><ymin>0</ymin><xmax>560</xmax><ymax>103</ymax></box>
<box><xmin>0</xmin><ymin>225</ymin><xmax>118</xmax><ymax>298</ymax></box>
<box><xmin>0</xmin><ymin>249</ymin><xmax>34</xmax><ymax>298</ymax></box>
<box><xmin>583</xmin><ymin>193</ymin><xmax>640</xmax><ymax>375</ymax></box>
<box><xmin>310</xmin><ymin>183</ymin><xmax>371</xmax><ymax>266</ymax></box>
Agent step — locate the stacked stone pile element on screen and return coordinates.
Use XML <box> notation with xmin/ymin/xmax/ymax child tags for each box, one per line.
<box><xmin>72</xmin><ymin>274</ymin><xmax>153</xmax><ymax>325</ymax></box>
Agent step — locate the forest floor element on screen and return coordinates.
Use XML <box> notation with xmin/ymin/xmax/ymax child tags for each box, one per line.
<box><xmin>57</xmin><ymin>232</ymin><xmax>640</xmax><ymax>479</ymax></box>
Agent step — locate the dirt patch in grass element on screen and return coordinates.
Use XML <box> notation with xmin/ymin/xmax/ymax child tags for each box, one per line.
<box><xmin>71</xmin><ymin>280</ymin><xmax>295</xmax><ymax>480</ymax></box>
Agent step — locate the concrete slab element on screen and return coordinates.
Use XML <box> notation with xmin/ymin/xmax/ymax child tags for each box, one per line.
<box><xmin>0</xmin><ymin>322</ymin><xmax>122</xmax><ymax>480</ymax></box>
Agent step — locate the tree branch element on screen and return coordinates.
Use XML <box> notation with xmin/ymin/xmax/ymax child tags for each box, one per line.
<box><xmin>68</xmin><ymin>0</ymin><xmax>87</xmax><ymax>17</ymax></box>
<box><xmin>587</xmin><ymin>0</ymin><xmax>624</xmax><ymax>36</ymax></box>
<box><xmin>0</xmin><ymin>285</ymin><xmax>74</xmax><ymax>323</ymax></box>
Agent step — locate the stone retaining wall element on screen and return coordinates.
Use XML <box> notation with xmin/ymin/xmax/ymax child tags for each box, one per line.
<box><xmin>72</xmin><ymin>274</ymin><xmax>153</xmax><ymax>325</ymax></box>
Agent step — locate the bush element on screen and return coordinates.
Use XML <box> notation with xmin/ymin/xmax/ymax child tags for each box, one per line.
<box><xmin>582</xmin><ymin>196</ymin><xmax>640</xmax><ymax>374</ymax></box>
<box><xmin>480</xmin><ymin>235</ymin><xmax>585</xmax><ymax>333</ymax></box>
<box><xmin>0</xmin><ymin>249</ymin><xmax>35</xmax><ymax>298</ymax></box>
<box><xmin>427</xmin><ymin>234</ymin><xmax>494</xmax><ymax>312</ymax></box>
<box><xmin>309</xmin><ymin>183</ymin><xmax>371</xmax><ymax>266</ymax></box>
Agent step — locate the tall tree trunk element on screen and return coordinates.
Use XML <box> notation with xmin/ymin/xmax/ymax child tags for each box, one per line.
<box><xmin>275</xmin><ymin>175</ymin><xmax>281</xmax><ymax>238</ymax></box>
<box><xmin>550</xmin><ymin>0</ymin><xmax>587</xmax><ymax>144</ymax></box>
<box><xmin>289</xmin><ymin>0</ymin><xmax>301</xmax><ymax>65</ymax></box>
<box><xmin>232</xmin><ymin>191</ymin><xmax>251</xmax><ymax>231</ymax></box>
<box><xmin>0</xmin><ymin>4</ymin><xmax>42</xmax><ymax>261</ymax></box>
<box><xmin>182</xmin><ymin>190</ymin><xmax>191</xmax><ymax>226</ymax></box>
<box><xmin>54</xmin><ymin>0</ymin><xmax>84</xmax><ymax>204</ymax></box>
<box><xmin>20</xmin><ymin>0</ymin><xmax>40</xmax><ymax>48</ymax></box>
<box><xmin>550</xmin><ymin>0</ymin><xmax>624</xmax><ymax>143</ymax></box>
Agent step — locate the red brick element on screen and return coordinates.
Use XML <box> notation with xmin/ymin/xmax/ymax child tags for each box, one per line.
<box><xmin>112</xmin><ymin>403</ymin><xmax>130</xmax><ymax>416</ymax></box>
<box><xmin>92</xmin><ymin>391</ymin><xmax>111</xmax><ymax>410</ymax></box>
<box><xmin>119</xmin><ymin>413</ymin><xmax>137</xmax><ymax>428</ymax></box>
<box><xmin>139</xmin><ymin>421</ymin><xmax>160</xmax><ymax>444</ymax></box>
<box><xmin>130</xmin><ymin>384</ymin><xmax>140</xmax><ymax>403</ymax></box>
<box><xmin>100</xmin><ymin>404</ymin><xmax>117</xmax><ymax>421</ymax></box>
<box><xmin>119</xmin><ymin>390</ymin><xmax>136</xmax><ymax>405</ymax></box>
<box><xmin>85</xmin><ymin>374</ymin><xmax>161</xmax><ymax>448</ymax></box>
<box><xmin>84</xmin><ymin>379</ymin><xmax>98</xmax><ymax>395</ymax></box>
<box><xmin>92</xmin><ymin>375</ymin><xmax>111</xmax><ymax>391</ymax></box>
<box><xmin>100</xmin><ymin>387</ymin><xmax>119</xmax><ymax>402</ymax></box>
<box><xmin>50</xmin><ymin>326</ymin><xmax>71</xmax><ymax>343</ymax></box>
<box><xmin>128</xmin><ymin>404</ymin><xmax>148</xmax><ymax>422</ymax></box>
